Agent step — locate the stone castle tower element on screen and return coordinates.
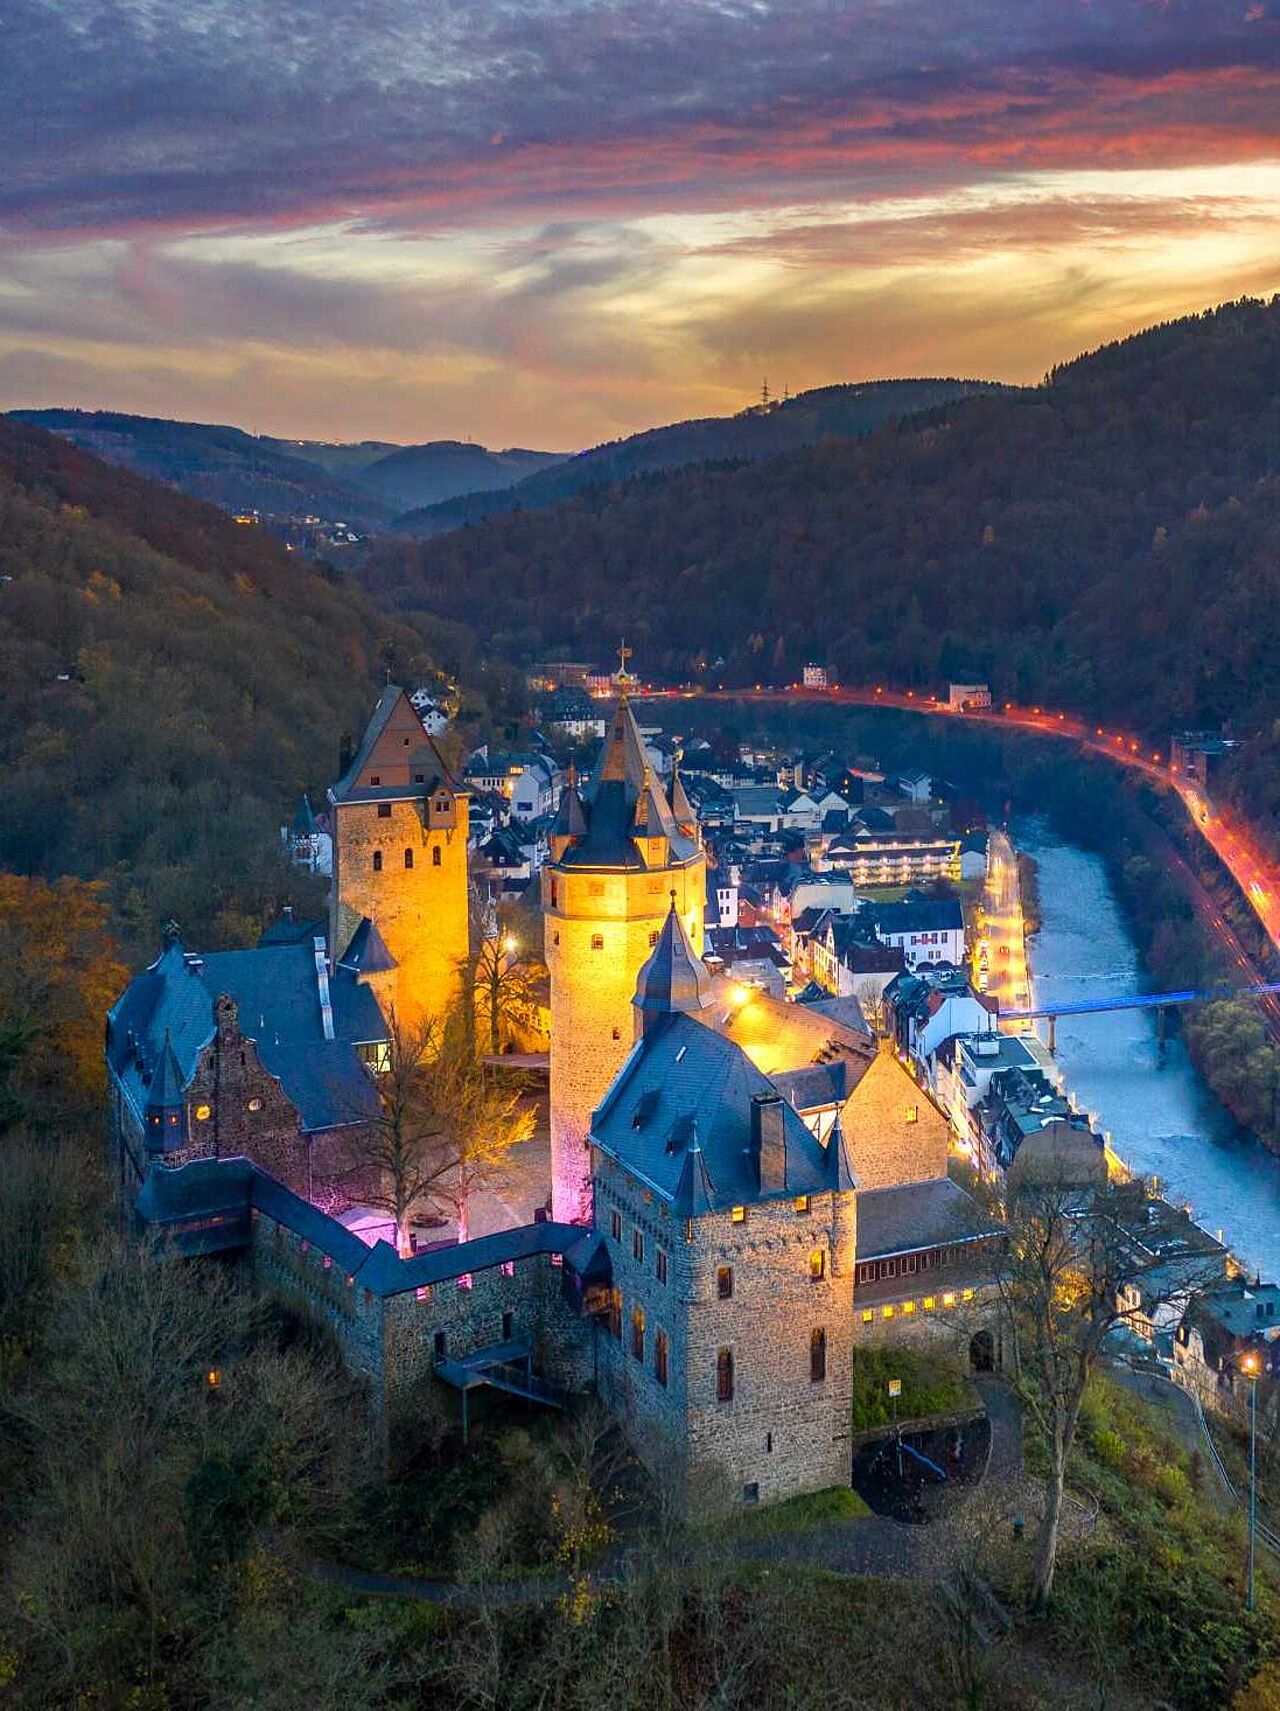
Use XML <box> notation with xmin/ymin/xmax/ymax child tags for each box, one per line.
<box><xmin>543</xmin><ymin>681</ymin><xmax>706</xmax><ymax>1222</ymax></box>
<box><xmin>327</xmin><ymin>686</ymin><xmax>470</xmax><ymax>1033</ymax></box>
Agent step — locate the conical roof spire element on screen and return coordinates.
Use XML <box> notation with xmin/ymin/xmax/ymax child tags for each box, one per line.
<box><xmin>633</xmin><ymin>893</ymin><xmax>713</xmax><ymax>1028</ymax></box>
<box><xmin>146</xmin><ymin>1028</ymin><xmax>186</xmax><ymax>1109</ymax></box>
<box><xmin>672</xmin><ymin>1116</ymin><xmax>716</xmax><ymax>1217</ymax></box>
<box><xmin>669</xmin><ymin>765</ymin><xmax>697</xmax><ymax>835</ymax></box>
<box><xmin>825</xmin><ymin>1105</ymin><xmax>856</xmax><ymax>1191</ymax></box>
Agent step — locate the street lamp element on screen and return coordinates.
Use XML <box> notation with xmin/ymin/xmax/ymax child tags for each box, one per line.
<box><xmin>1241</xmin><ymin>1348</ymin><xmax>1261</xmax><ymax>1612</ymax></box>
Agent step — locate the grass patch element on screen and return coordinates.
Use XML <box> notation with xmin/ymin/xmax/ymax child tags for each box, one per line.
<box><xmin>850</xmin><ymin>1346</ymin><xmax>976</xmax><ymax>1433</ymax></box>
<box><xmin>729</xmin><ymin>1485</ymin><xmax>871</xmax><ymax>1539</ymax></box>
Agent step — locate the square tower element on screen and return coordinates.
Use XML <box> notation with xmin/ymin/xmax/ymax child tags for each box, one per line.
<box><xmin>328</xmin><ymin>688</ymin><xmax>470</xmax><ymax>1033</ymax></box>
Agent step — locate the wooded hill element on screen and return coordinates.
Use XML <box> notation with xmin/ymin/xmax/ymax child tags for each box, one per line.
<box><xmin>0</xmin><ymin>417</ymin><xmax>451</xmax><ymax>949</ymax></box>
<box><xmin>363</xmin><ymin>298</ymin><xmax>1280</xmax><ymax>824</ymax></box>
<box><xmin>9</xmin><ymin>411</ymin><xmax>567</xmax><ymax>531</ymax></box>
<box><xmin>393</xmin><ymin>378</ymin><xmax>1007</xmax><ymax>535</ymax></box>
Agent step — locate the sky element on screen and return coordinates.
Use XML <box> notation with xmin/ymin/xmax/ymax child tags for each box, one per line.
<box><xmin>3</xmin><ymin>0</ymin><xmax>1280</xmax><ymax>449</ymax></box>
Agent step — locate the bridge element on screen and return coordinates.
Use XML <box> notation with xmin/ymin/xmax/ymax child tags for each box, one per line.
<box><xmin>1002</xmin><ymin>981</ymin><xmax>1280</xmax><ymax>1052</ymax></box>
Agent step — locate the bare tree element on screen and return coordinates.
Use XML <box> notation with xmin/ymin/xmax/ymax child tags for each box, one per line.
<box><xmin>458</xmin><ymin>887</ymin><xmax>546</xmax><ymax>1058</ymax></box>
<box><xmin>425</xmin><ymin>1030</ymin><xmax>536</xmax><ymax>1243</ymax></box>
<box><xmin>992</xmin><ymin>1168</ymin><xmax>1224</xmax><ymax>1609</ymax></box>
<box><xmin>349</xmin><ymin>1011</ymin><xmax>450</xmax><ymax>1255</ymax></box>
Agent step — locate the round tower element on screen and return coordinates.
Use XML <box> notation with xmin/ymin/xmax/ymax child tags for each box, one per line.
<box><xmin>543</xmin><ymin>688</ymin><xmax>705</xmax><ymax>1222</ymax></box>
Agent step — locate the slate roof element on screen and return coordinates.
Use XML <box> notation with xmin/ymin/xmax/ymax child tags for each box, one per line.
<box><xmin>713</xmin><ymin>980</ymin><xmax>874</xmax><ymax>1077</ymax></box>
<box><xmin>554</xmin><ymin>696</ymin><xmax>698</xmax><ymax>871</ymax></box>
<box><xmin>855</xmin><ymin>1177</ymin><xmax>1000</xmax><ymax>1262</ymax></box>
<box><xmin>872</xmin><ymin>899</ymin><xmax>965</xmax><ymax>937</ymax></box>
<box><xmin>108</xmin><ymin>937</ymin><xmax>388</xmax><ymax>1135</ymax></box>
<box><xmin>136</xmin><ymin>1156</ymin><xmax>596</xmax><ymax>1295</ymax></box>
<box><xmin>634</xmin><ymin>902</ymin><xmax>715</xmax><ymax>1021</ymax></box>
<box><xmin>591</xmin><ymin>1012</ymin><xmax>835</xmax><ymax>1210</ymax></box>
<box><xmin>337</xmin><ymin>917</ymin><xmax>398</xmax><ymax>975</ymax></box>
<box><xmin>772</xmin><ymin>1060</ymin><xmax>850</xmax><ymax>1110</ymax></box>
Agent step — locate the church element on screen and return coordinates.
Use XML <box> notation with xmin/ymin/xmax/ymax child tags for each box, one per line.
<box><xmin>107</xmin><ymin>681</ymin><xmax>1001</xmax><ymax>1513</ymax></box>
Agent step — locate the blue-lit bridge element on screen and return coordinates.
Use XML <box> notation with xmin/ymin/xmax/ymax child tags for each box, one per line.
<box><xmin>1002</xmin><ymin>981</ymin><xmax>1280</xmax><ymax>1052</ymax></box>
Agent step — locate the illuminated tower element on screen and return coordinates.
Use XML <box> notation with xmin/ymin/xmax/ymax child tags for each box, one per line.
<box><xmin>543</xmin><ymin>670</ymin><xmax>706</xmax><ymax>1222</ymax></box>
<box><xmin>328</xmin><ymin>687</ymin><xmax>470</xmax><ymax>1033</ymax></box>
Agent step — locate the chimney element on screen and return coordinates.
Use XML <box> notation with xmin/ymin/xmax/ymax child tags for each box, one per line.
<box><xmin>751</xmin><ymin>1092</ymin><xmax>787</xmax><ymax>1195</ymax></box>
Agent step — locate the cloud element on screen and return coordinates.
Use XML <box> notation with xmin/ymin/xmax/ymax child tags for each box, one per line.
<box><xmin>2</xmin><ymin>1</ymin><xmax>1279</xmax><ymax>439</ymax></box>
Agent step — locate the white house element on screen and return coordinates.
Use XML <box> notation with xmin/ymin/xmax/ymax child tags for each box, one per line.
<box><xmin>898</xmin><ymin>769</ymin><xmax>932</xmax><ymax>805</ymax></box>
<box><xmin>871</xmin><ymin>899</ymin><xmax>966</xmax><ymax>970</ymax></box>
<box><xmin>409</xmin><ymin>687</ymin><xmax>450</xmax><ymax>736</ymax></box>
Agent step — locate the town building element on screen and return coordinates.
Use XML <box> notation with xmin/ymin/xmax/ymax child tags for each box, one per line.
<box><xmin>947</xmin><ymin>683</ymin><xmax>992</xmax><ymax>712</ymax></box>
<box><xmin>1175</xmin><ymin>1279</ymin><xmax>1280</xmax><ymax>1406</ymax></box>
<box><xmin>883</xmin><ymin>967</ymin><xmax>998</xmax><ymax>1085</ymax></box>
<box><xmin>824</xmin><ymin>827</ymin><xmax>961</xmax><ymax>889</ymax></box>
<box><xmin>868</xmin><ymin>898</ymin><xmax>966</xmax><ymax>969</ymax></box>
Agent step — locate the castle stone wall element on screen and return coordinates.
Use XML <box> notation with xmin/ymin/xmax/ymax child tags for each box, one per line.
<box><xmin>544</xmin><ymin>860</ymin><xmax>704</xmax><ymax>1223</ymax></box>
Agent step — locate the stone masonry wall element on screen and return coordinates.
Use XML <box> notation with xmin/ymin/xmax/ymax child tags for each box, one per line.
<box><xmin>594</xmin><ymin>1152</ymin><xmax>857</xmax><ymax>1514</ymax></box>
<box><xmin>844</xmin><ymin>1047</ymin><xmax>950</xmax><ymax>1190</ymax></box>
<box><xmin>330</xmin><ymin>793</ymin><xmax>470</xmax><ymax>1032</ymax></box>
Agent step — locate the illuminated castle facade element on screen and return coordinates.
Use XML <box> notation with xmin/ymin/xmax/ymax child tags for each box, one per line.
<box><xmin>327</xmin><ymin>687</ymin><xmax>470</xmax><ymax>1033</ymax></box>
<box><xmin>543</xmin><ymin>681</ymin><xmax>705</xmax><ymax>1221</ymax></box>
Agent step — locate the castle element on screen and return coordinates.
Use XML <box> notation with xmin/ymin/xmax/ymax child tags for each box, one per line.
<box><xmin>108</xmin><ymin>682</ymin><xmax>1002</xmax><ymax>1514</ymax></box>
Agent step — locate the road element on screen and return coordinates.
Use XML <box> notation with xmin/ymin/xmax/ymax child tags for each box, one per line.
<box><xmin>641</xmin><ymin>682</ymin><xmax>1280</xmax><ymax>1025</ymax></box>
<box><xmin>976</xmin><ymin>829</ymin><xmax>1032</xmax><ymax>1027</ymax></box>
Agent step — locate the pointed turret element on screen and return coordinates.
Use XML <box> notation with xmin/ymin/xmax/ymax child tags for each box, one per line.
<box><xmin>633</xmin><ymin>894</ymin><xmax>714</xmax><ymax>1036</ymax></box>
<box><xmin>144</xmin><ymin>1028</ymin><xmax>188</xmax><ymax>1156</ymax></box>
<box><xmin>672</xmin><ymin>1117</ymin><xmax>716</xmax><ymax>1217</ymax></box>
<box><xmin>824</xmin><ymin>1106</ymin><xmax>856</xmax><ymax>1191</ymax></box>
<box><xmin>669</xmin><ymin>766</ymin><xmax>698</xmax><ymax>840</ymax></box>
<box><xmin>293</xmin><ymin>792</ymin><xmax>318</xmax><ymax>836</ymax></box>
<box><xmin>549</xmin><ymin>770</ymin><xmax>589</xmax><ymax>861</ymax></box>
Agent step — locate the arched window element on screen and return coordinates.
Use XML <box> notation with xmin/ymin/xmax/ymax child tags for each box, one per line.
<box><xmin>432</xmin><ymin>846</ymin><xmax>442</xmax><ymax>867</ymax></box>
<box><xmin>631</xmin><ymin>1307</ymin><xmax>645</xmax><ymax>1362</ymax></box>
<box><xmin>809</xmin><ymin>1248</ymin><xmax>826</xmax><ymax>1282</ymax></box>
<box><xmin>372</xmin><ymin>850</ymin><xmax>382</xmax><ymax>872</ymax></box>
<box><xmin>404</xmin><ymin>848</ymin><xmax>414</xmax><ymax>869</ymax></box>
<box><xmin>716</xmin><ymin>1347</ymin><xmax>734</xmax><ymax>1403</ymax></box>
<box><xmin>810</xmin><ymin>1327</ymin><xmax>827</xmax><ymax>1383</ymax></box>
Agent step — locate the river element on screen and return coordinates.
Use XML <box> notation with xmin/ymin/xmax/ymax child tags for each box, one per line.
<box><xmin>1017</xmin><ymin>818</ymin><xmax>1280</xmax><ymax>1279</ymax></box>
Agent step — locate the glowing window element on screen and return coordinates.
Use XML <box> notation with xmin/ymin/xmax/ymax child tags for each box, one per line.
<box><xmin>809</xmin><ymin>1249</ymin><xmax>826</xmax><ymax>1282</ymax></box>
<box><xmin>731</xmin><ymin>1206</ymin><xmax>747</xmax><ymax>1224</ymax></box>
<box><xmin>902</xmin><ymin>1300</ymin><xmax>916</xmax><ymax>1315</ymax></box>
<box><xmin>861</xmin><ymin>1309</ymin><xmax>874</xmax><ymax>1324</ymax></box>
<box><xmin>923</xmin><ymin>1296</ymin><xmax>936</xmax><ymax>1311</ymax></box>
<box><xmin>247</xmin><ymin>1097</ymin><xmax>263</xmax><ymax>1113</ymax></box>
<box><xmin>962</xmin><ymin>1289</ymin><xmax>975</xmax><ymax>1301</ymax></box>
<box><xmin>882</xmin><ymin>1305</ymin><xmax>895</xmax><ymax>1320</ymax></box>
<box><xmin>194</xmin><ymin>1104</ymin><xmax>211</xmax><ymax>1121</ymax></box>
<box><xmin>905</xmin><ymin>1106</ymin><xmax>918</xmax><ymax>1124</ymax></box>
<box><xmin>631</xmin><ymin>1307</ymin><xmax>645</xmax><ymax>1362</ymax></box>
<box><xmin>717</xmin><ymin>1265</ymin><xmax>734</xmax><ymax>1300</ymax></box>
<box><xmin>794</xmin><ymin>1196</ymin><xmax>811</xmax><ymax>1214</ymax></box>
<box><xmin>942</xmin><ymin>1292</ymin><xmax>956</xmax><ymax>1308</ymax></box>
<box><xmin>591</xmin><ymin>934</ymin><xmax>604</xmax><ymax>951</ymax></box>
<box><xmin>415</xmin><ymin>1286</ymin><xmax>430</xmax><ymax>1303</ymax></box>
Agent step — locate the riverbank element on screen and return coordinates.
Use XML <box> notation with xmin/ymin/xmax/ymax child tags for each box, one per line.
<box><xmin>1017</xmin><ymin>819</ymin><xmax>1280</xmax><ymax>1278</ymax></box>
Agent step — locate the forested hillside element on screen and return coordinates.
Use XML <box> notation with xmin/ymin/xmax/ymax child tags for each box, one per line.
<box><xmin>0</xmin><ymin>419</ymin><xmax>458</xmax><ymax>949</ymax></box>
<box><xmin>365</xmin><ymin>298</ymin><xmax>1280</xmax><ymax>812</ymax></box>
<box><xmin>9</xmin><ymin>412</ymin><xmax>567</xmax><ymax>529</ymax></box>
<box><xmin>394</xmin><ymin>377</ymin><xmax>1007</xmax><ymax>535</ymax></box>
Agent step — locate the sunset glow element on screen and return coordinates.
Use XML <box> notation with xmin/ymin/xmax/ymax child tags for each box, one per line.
<box><xmin>4</xmin><ymin>1</ymin><xmax>1280</xmax><ymax>444</ymax></box>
